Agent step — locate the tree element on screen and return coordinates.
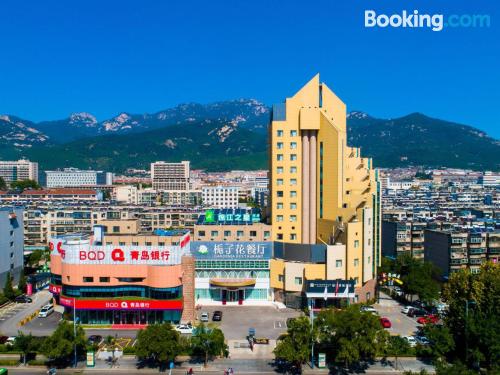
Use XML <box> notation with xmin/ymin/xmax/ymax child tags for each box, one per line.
<box><xmin>15</xmin><ymin>331</ymin><xmax>34</xmax><ymax>365</ymax></box>
<box><xmin>191</xmin><ymin>323</ymin><xmax>228</xmax><ymax>367</ymax></box>
<box><xmin>386</xmin><ymin>335</ymin><xmax>411</xmax><ymax>370</ymax></box>
<box><xmin>9</xmin><ymin>179</ymin><xmax>41</xmax><ymax>192</ymax></box>
<box><xmin>42</xmin><ymin>321</ymin><xmax>86</xmax><ymax>364</ymax></box>
<box><xmin>3</xmin><ymin>274</ymin><xmax>15</xmax><ymax>300</ymax></box>
<box><xmin>18</xmin><ymin>270</ymin><xmax>27</xmax><ymax>293</ymax></box>
<box><xmin>395</xmin><ymin>254</ymin><xmax>440</xmax><ymax>304</ymax></box>
<box><xmin>273</xmin><ymin>316</ymin><xmax>312</xmax><ymax>367</ymax></box>
<box><xmin>135</xmin><ymin>323</ymin><xmax>181</xmax><ymax>367</ymax></box>
<box><xmin>0</xmin><ymin>176</ymin><xmax>7</xmax><ymax>190</ymax></box>
<box><xmin>441</xmin><ymin>262</ymin><xmax>500</xmax><ymax>370</ymax></box>
<box><xmin>422</xmin><ymin>324</ymin><xmax>454</xmax><ymax>361</ymax></box>
<box><xmin>315</xmin><ymin>306</ymin><xmax>388</xmax><ymax>368</ymax></box>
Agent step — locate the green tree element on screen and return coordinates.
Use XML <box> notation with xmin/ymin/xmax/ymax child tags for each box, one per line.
<box><xmin>273</xmin><ymin>316</ymin><xmax>312</xmax><ymax>367</ymax></box>
<box><xmin>315</xmin><ymin>305</ymin><xmax>388</xmax><ymax>368</ymax></box>
<box><xmin>15</xmin><ymin>331</ymin><xmax>34</xmax><ymax>365</ymax></box>
<box><xmin>395</xmin><ymin>254</ymin><xmax>440</xmax><ymax>304</ymax></box>
<box><xmin>17</xmin><ymin>270</ymin><xmax>27</xmax><ymax>293</ymax></box>
<box><xmin>386</xmin><ymin>335</ymin><xmax>411</xmax><ymax>370</ymax></box>
<box><xmin>42</xmin><ymin>321</ymin><xmax>86</xmax><ymax>364</ymax></box>
<box><xmin>0</xmin><ymin>176</ymin><xmax>7</xmax><ymax>190</ymax></box>
<box><xmin>442</xmin><ymin>262</ymin><xmax>500</xmax><ymax>369</ymax></box>
<box><xmin>3</xmin><ymin>274</ymin><xmax>15</xmax><ymax>300</ymax></box>
<box><xmin>191</xmin><ymin>323</ymin><xmax>228</xmax><ymax>367</ymax></box>
<box><xmin>135</xmin><ymin>323</ymin><xmax>181</xmax><ymax>367</ymax></box>
<box><xmin>10</xmin><ymin>179</ymin><xmax>41</xmax><ymax>192</ymax></box>
<box><xmin>422</xmin><ymin>324</ymin><xmax>455</xmax><ymax>361</ymax></box>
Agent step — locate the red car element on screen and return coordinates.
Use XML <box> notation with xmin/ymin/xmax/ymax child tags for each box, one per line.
<box><xmin>380</xmin><ymin>317</ymin><xmax>392</xmax><ymax>328</ymax></box>
<box><xmin>417</xmin><ymin>315</ymin><xmax>439</xmax><ymax>325</ymax></box>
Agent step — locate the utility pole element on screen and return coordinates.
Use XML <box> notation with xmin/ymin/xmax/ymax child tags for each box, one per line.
<box><xmin>73</xmin><ymin>304</ymin><xmax>77</xmax><ymax>368</ymax></box>
<box><xmin>310</xmin><ymin>298</ymin><xmax>315</xmax><ymax>369</ymax></box>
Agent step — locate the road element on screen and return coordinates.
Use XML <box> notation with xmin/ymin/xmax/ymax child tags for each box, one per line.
<box><xmin>373</xmin><ymin>291</ymin><xmax>420</xmax><ymax>337</ymax></box>
<box><xmin>0</xmin><ymin>290</ymin><xmax>52</xmax><ymax>336</ymax></box>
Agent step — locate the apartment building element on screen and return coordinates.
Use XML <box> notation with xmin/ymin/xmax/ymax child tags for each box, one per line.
<box><xmin>151</xmin><ymin>161</ymin><xmax>190</xmax><ymax>191</ymax></box>
<box><xmin>382</xmin><ymin>220</ymin><xmax>426</xmax><ymax>259</ymax></box>
<box><xmin>269</xmin><ymin>75</ymin><xmax>381</xmax><ymax>304</ymax></box>
<box><xmin>45</xmin><ymin>168</ymin><xmax>112</xmax><ymax>188</ymax></box>
<box><xmin>0</xmin><ymin>207</ymin><xmax>24</xmax><ymax>290</ymax></box>
<box><xmin>202</xmin><ymin>186</ymin><xmax>240</xmax><ymax>209</ymax></box>
<box><xmin>0</xmin><ymin>189</ymin><xmax>99</xmax><ymax>203</ymax></box>
<box><xmin>0</xmin><ymin>159</ymin><xmax>38</xmax><ymax>184</ymax></box>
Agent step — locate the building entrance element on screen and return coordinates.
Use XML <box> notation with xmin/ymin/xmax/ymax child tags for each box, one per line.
<box><xmin>221</xmin><ymin>289</ymin><xmax>244</xmax><ymax>304</ymax></box>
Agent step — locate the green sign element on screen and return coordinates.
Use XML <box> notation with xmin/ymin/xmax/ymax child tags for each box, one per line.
<box><xmin>205</xmin><ymin>210</ymin><xmax>215</xmax><ymax>223</ymax></box>
<box><xmin>318</xmin><ymin>353</ymin><xmax>326</xmax><ymax>368</ymax></box>
<box><xmin>86</xmin><ymin>351</ymin><xmax>95</xmax><ymax>367</ymax></box>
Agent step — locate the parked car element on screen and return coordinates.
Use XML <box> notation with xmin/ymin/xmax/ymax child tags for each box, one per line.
<box><xmin>212</xmin><ymin>311</ymin><xmax>223</xmax><ymax>321</ymax></box>
<box><xmin>415</xmin><ymin>336</ymin><xmax>430</xmax><ymax>346</ymax></box>
<box><xmin>380</xmin><ymin>317</ymin><xmax>392</xmax><ymax>328</ymax></box>
<box><xmin>401</xmin><ymin>306</ymin><xmax>413</xmax><ymax>314</ymax></box>
<box><xmin>175</xmin><ymin>324</ymin><xmax>193</xmax><ymax>334</ymax></box>
<box><xmin>408</xmin><ymin>308</ymin><xmax>426</xmax><ymax>318</ymax></box>
<box><xmin>87</xmin><ymin>335</ymin><xmax>102</xmax><ymax>345</ymax></box>
<box><xmin>15</xmin><ymin>295</ymin><xmax>32</xmax><ymax>303</ymax></box>
<box><xmin>5</xmin><ymin>337</ymin><xmax>16</xmax><ymax>346</ymax></box>
<box><xmin>200</xmin><ymin>312</ymin><xmax>209</xmax><ymax>322</ymax></box>
<box><xmin>404</xmin><ymin>336</ymin><xmax>418</xmax><ymax>347</ymax></box>
<box><xmin>38</xmin><ymin>304</ymin><xmax>54</xmax><ymax>318</ymax></box>
<box><xmin>417</xmin><ymin>314</ymin><xmax>439</xmax><ymax>325</ymax></box>
<box><xmin>360</xmin><ymin>306</ymin><xmax>378</xmax><ymax>314</ymax></box>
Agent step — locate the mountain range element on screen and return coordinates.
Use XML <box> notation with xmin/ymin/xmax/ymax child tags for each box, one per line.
<box><xmin>0</xmin><ymin>100</ymin><xmax>498</xmax><ymax>172</ymax></box>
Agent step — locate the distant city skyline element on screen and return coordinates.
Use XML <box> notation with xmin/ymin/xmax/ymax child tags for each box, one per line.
<box><xmin>0</xmin><ymin>0</ymin><xmax>498</xmax><ymax>137</ymax></box>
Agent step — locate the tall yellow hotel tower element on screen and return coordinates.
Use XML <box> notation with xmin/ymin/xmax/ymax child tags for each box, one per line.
<box><xmin>269</xmin><ymin>74</ymin><xmax>381</xmax><ymax>306</ymax></box>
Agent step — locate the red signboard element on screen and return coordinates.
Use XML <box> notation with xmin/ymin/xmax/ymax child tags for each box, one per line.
<box><xmin>59</xmin><ymin>297</ymin><xmax>182</xmax><ymax>310</ymax></box>
<box><xmin>49</xmin><ymin>284</ymin><xmax>62</xmax><ymax>294</ymax></box>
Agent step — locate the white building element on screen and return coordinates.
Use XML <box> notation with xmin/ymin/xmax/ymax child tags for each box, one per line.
<box><xmin>45</xmin><ymin>168</ymin><xmax>112</xmax><ymax>188</ymax></box>
<box><xmin>0</xmin><ymin>159</ymin><xmax>38</xmax><ymax>184</ymax></box>
<box><xmin>202</xmin><ymin>186</ymin><xmax>240</xmax><ymax>209</ymax></box>
<box><xmin>151</xmin><ymin>161</ymin><xmax>190</xmax><ymax>191</ymax></box>
<box><xmin>114</xmin><ymin>185</ymin><xmax>138</xmax><ymax>204</ymax></box>
<box><xmin>479</xmin><ymin>171</ymin><xmax>500</xmax><ymax>187</ymax></box>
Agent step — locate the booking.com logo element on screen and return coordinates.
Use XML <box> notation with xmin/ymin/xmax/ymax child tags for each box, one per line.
<box><xmin>365</xmin><ymin>10</ymin><xmax>491</xmax><ymax>31</ymax></box>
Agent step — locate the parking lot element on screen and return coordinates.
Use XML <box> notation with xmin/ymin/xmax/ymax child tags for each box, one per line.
<box><xmin>373</xmin><ymin>292</ymin><xmax>421</xmax><ymax>337</ymax></box>
<box><xmin>21</xmin><ymin>311</ymin><xmax>62</xmax><ymax>336</ymax></box>
<box><xmin>196</xmin><ymin>306</ymin><xmax>301</xmax><ymax>340</ymax></box>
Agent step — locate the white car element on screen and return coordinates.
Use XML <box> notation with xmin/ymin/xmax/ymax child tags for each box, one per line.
<box><xmin>200</xmin><ymin>312</ymin><xmax>209</xmax><ymax>322</ymax></box>
<box><xmin>38</xmin><ymin>304</ymin><xmax>54</xmax><ymax>318</ymax></box>
<box><xmin>360</xmin><ymin>306</ymin><xmax>378</xmax><ymax>314</ymax></box>
<box><xmin>401</xmin><ymin>306</ymin><xmax>413</xmax><ymax>314</ymax></box>
<box><xmin>175</xmin><ymin>324</ymin><xmax>193</xmax><ymax>334</ymax></box>
<box><xmin>404</xmin><ymin>336</ymin><xmax>417</xmax><ymax>347</ymax></box>
<box><xmin>6</xmin><ymin>337</ymin><xmax>16</xmax><ymax>346</ymax></box>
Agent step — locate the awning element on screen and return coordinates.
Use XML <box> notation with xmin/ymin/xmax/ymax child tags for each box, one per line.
<box><xmin>210</xmin><ymin>278</ymin><xmax>256</xmax><ymax>287</ymax></box>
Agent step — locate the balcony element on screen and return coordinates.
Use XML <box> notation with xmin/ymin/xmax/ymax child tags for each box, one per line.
<box><xmin>450</xmin><ymin>258</ymin><xmax>468</xmax><ymax>265</ymax></box>
<box><xmin>469</xmin><ymin>248</ymin><xmax>487</xmax><ymax>255</ymax></box>
<box><xmin>488</xmin><ymin>247</ymin><xmax>500</xmax><ymax>255</ymax></box>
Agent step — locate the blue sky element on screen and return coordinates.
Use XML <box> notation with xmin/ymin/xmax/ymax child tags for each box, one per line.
<box><xmin>0</xmin><ymin>0</ymin><xmax>498</xmax><ymax>137</ymax></box>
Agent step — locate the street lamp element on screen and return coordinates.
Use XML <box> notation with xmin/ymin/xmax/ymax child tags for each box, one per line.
<box><xmin>73</xmin><ymin>303</ymin><xmax>80</xmax><ymax>368</ymax></box>
<box><xmin>465</xmin><ymin>300</ymin><xmax>476</xmax><ymax>365</ymax></box>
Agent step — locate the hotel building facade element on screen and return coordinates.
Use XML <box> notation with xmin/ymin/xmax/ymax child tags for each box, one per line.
<box><xmin>269</xmin><ymin>75</ymin><xmax>381</xmax><ymax>305</ymax></box>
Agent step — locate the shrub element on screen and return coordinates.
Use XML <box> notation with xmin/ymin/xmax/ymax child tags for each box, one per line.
<box><xmin>28</xmin><ymin>359</ymin><xmax>47</xmax><ymax>366</ymax></box>
<box><xmin>123</xmin><ymin>346</ymin><xmax>136</xmax><ymax>354</ymax></box>
<box><xmin>0</xmin><ymin>359</ymin><xmax>20</xmax><ymax>366</ymax></box>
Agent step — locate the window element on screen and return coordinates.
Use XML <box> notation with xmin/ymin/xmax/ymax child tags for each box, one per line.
<box><xmin>237</xmin><ymin>230</ymin><xmax>244</xmax><ymax>237</ymax></box>
<box><xmin>290</xmin><ymin>178</ymin><xmax>297</xmax><ymax>185</ymax></box>
<box><xmin>277</xmin><ymin>154</ymin><xmax>284</xmax><ymax>161</ymax></box>
<box><xmin>277</xmin><ymin>215</ymin><xmax>284</xmax><ymax>222</ymax></box>
<box><xmin>277</xmin><ymin>130</ymin><xmax>283</xmax><ymax>137</ymax></box>
<box><xmin>99</xmin><ymin>277</ymin><xmax>110</xmax><ymax>282</ymax></box>
<box><xmin>132</xmin><ymin>241</ymin><xmax>139</xmax><ymax>246</ymax></box>
<box><xmin>211</xmin><ymin>230</ymin><xmax>218</xmax><ymax>237</ymax></box>
<box><xmin>290</xmin><ymin>166</ymin><xmax>297</xmax><ymax>173</ymax></box>
<box><xmin>277</xmin><ymin>167</ymin><xmax>283</xmax><ymax>174</ymax></box>
<box><xmin>250</xmin><ymin>231</ymin><xmax>257</xmax><ymax>237</ymax></box>
<box><xmin>290</xmin><ymin>203</ymin><xmax>297</xmax><ymax>209</ymax></box>
<box><xmin>290</xmin><ymin>215</ymin><xmax>297</xmax><ymax>222</ymax></box>
<box><xmin>145</xmin><ymin>242</ymin><xmax>152</xmax><ymax>246</ymax></box>
<box><xmin>224</xmin><ymin>230</ymin><xmax>231</xmax><ymax>237</ymax></box>
<box><xmin>264</xmin><ymin>231</ymin><xmax>270</xmax><ymax>239</ymax></box>
<box><xmin>277</xmin><ymin>191</ymin><xmax>284</xmax><ymax>198</ymax></box>
<box><xmin>83</xmin><ymin>277</ymin><xmax>94</xmax><ymax>283</ymax></box>
<box><xmin>277</xmin><ymin>233</ymin><xmax>283</xmax><ymax>240</ymax></box>
<box><xmin>198</xmin><ymin>230</ymin><xmax>206</xmax><ymax>237</ymax></box>
<box><xmin>354</xmin><ymin>240</ymin><xmax>359</xmax><ymax>248</ymax></box>
<box><xmin>354</xmin><ymin>258</ymin><xmax>359</xmax><ymax>267</ymax></box>
<box><xmin>277</xmin><ymin>203</ymin><xmax>283</xmax><ymax>209</ymax></box>
<box><xmin>367</xmin><ymin>256</ymin><xmax>371</xmax><ymax>263</ymax></box>
<box><xmin>290</xmin><ymin>154</ymin><xmax>297</xmax><ymax>161</ymax></box>
<box><xmin>290</xmin><ymin>191</ymin><xmax>297</xmax><ymax>198</ymax></box>
<box><xmin>336</xmin><ymin>260</ymin><xmax>342</xmax><ymax>268</ymax></box>
<box><xmin>278</xmin><ymin>274</ymin><xmax>285</xmax><ymax>282</ymax></box>
<box><xmin>112</xmin><ymin>226</ymin><xmax>120</xmax><ymax>233</ymax></box>
<box><xmin>294</xmin><ymin>277</ymin><xmax>303</xmax><ymax>285</ymax></box>
<box><xmin>277</xmin><ymin>179</ymin><xmax>284</xmax><ymax>185</ymax></box>
<box><xmin>290</xmin><ymin>130</ymin><xmax>297</xmax><ymax>137</ymax></box>
<box><xmin>354</xmin><ymin>277</ymin><xmax>359</xmax><ymax>284</ymax></box>
<box><xmin>290</xmin><ymin>142</ymin><xmax>297</xmax><ymax>149</ymax></box>
<box><xmin>290</xmin><ymin>233</ymin><xmax>297</xmax><ymax>240</ymax></box>
<box><xmin>277</xmin><ymin>142</ymin><xmax>284</xmax><ymax>149</ymax></box>
<box><xmin>119</xmin><ymin>242</ymin><xmax>125</xmax><ymax>246</ymax></box>
<box><xmin>368</xmin><ymin>239</ymin><xmax>371</xmax><ymax>246</ymax></box>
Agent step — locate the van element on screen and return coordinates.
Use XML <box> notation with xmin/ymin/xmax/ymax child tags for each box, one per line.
<box><xmin>38</xmin><ymin>304</ymin><xmax>54</xmax><ymax>318</ymax></box>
